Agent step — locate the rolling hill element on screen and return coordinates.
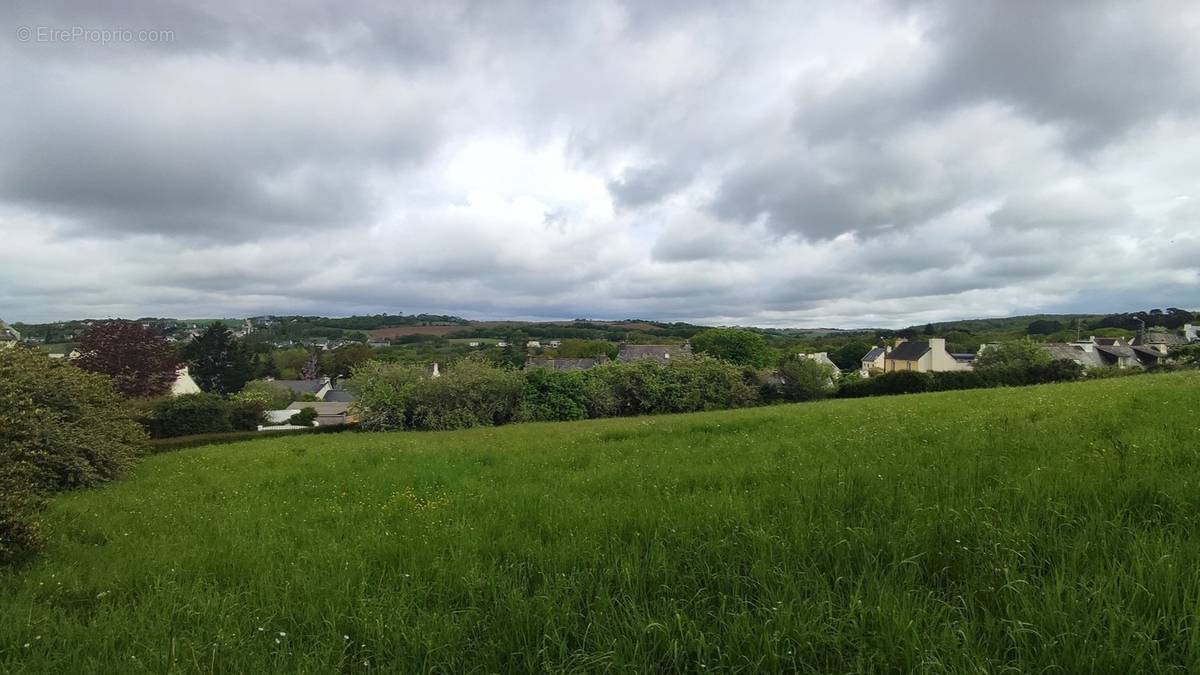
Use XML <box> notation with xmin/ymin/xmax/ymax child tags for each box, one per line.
<box><xmin>2</xmin><ymin>373</ymin><xmax>1199</xmax><ymax>672</ymax></box>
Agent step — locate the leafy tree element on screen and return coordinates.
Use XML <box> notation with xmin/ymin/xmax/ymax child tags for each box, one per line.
<box><xmin>1</xmin><ymin>348</ymin><xmax>146</xmax><ymax>563</ymax></box>
<box><xmin>182</xmin><ymin>324</ymin><xmax>253</xmax><ymax>394</ymax></box>
<box><xmin>830</xmin><ymin>341</ymin><xmax>872</xmax><ymax>371</ymax></box>
<box><xmin>1174</xmin><ymin>344</ymin><xmax>1200</xmax><ymax>368</ymax></box>
<box><xmin>235</xmin><ymin>380</ymin><xmax>295</xmax><ymax>410</ymax></box>
<box><xmin>974</xmin><ymin>338</ymin><xmax>1052</xmax><ymax>373</ymax></box>
<box><xmin>75</xmin><ymin>319</ymin><xmax>179</xmax><ymax>398</ymax></box>
<box><xmin>690</xmin><ymin>328</ymin><xmax>771</xmax><ymax>367</ymax></box>
<box><xmin>777</xmin><ymin>354</ymin><xmax>835</xmax><ymax>402</ymax></box>
<box><xmin>272</xmin><ymin>348</ymin><xmax>311</xmax><ymax>379</ymax></box>
<box><xmin>322</xmin><ymin>343</ymin><xmax>374</xmax><ymax>379</ymax></box>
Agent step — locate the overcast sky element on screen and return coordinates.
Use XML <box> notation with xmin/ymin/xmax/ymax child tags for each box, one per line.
<box><xmin>2</xmin><ymin>1</ymin><xmax>1197</xmax><ymax>327</ymax></box>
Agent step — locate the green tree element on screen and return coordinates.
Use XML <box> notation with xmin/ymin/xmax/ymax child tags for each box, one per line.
<box><xmin>1027</xmin><ymin>319</ymin><xmax>1064</xmax><ymax>335</ymax></box>
<box><xmin>1</xmin><ymin>348</ymin><xmax>146</xmax><ymax>563</ymax></box>
<box><xmin>830</xmin><ymin>341</ymin><xmax>872</xmax><ymax>371</ymax></box>
<box><xmin>182</xmin><ymin>324</ymin><xmax>253</xmax><ymax>394</ymax></box>
<box><xmin>323</xmin><ymin>343</ymin><xmax>374</xmax><ymax>378</ymax></box>
<box><xmin>974</xmin><ymin>338</ymin><xmax>1051</xmax><ymax>373</ymax></box>
<box><xmin>777</xmin><ymin>353</ymin><xmax>835</xmax><ymax>402</ymax></box>
<box><xmin>690</xmin><ymin>328</ymin><xmax>770</xmax><ymax>367</ymax></box>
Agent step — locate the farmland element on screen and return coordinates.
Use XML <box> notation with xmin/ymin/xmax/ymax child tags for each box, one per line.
<box><xmin>2</xmin><ymin>372</ymin><xmax>1199</xmax><ymax>673</ymax></box>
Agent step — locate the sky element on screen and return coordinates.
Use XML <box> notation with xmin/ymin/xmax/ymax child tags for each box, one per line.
<box><xmin>1</xmin><ymin>0</ymin><xmax>1198</xmax><ymax>328</ymax></box>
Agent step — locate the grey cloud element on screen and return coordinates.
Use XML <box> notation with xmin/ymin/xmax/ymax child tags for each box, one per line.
<box><xmin>608</xmin><ymin>164</ymin><xmax>692</xmax><ymax>208</ymax></box>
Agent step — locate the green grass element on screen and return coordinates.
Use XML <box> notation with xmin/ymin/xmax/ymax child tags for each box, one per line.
<box><xmin>3</xmin><ymin>373</ymin><xmax>1200</xmax><ymax>673</ymax></box>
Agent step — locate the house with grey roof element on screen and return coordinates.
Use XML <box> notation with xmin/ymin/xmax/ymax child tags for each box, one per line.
<box><xmin>263</xmin><ymin>377</ymin><xmax>333</xmax><ymax>400</ymax></box>
<box><xmin>859</xmin><ymin>346</ymin><xmax>887</xmax><ymax>376</ymax></box>
<box><xmin>617</xmin><ymin>344</ymin><xmax>692</xmax><ymax>364</ymax></box>
<box><xmin>524</xmin><ymin>356</ymin><xmax>609</xmax><ymax>371</ymax></box>
<box><xmin>883</xmin><ymin>338</ymin><xmax>972</xmax><ymax>373</ymax></box>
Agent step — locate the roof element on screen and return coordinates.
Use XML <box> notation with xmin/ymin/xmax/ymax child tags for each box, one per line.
<box><xmin>886</xmin><ymin>341</ymin><xmax>930</xmax><ymax>362</ymax></box>
<box><xmin>951</xmin><ymin>353</ymin><xmax>977</xmax><ymax>362</ymax></box>
<box><xmin>617</xmin><ymin>344</ymin><xmax>691</xmax><ymax>364</ymax></box>
<box><xmin>1094</xmin><ymin>337</ymin><xmax>1127</xmax><ymax>347</ymax></box>
<box><xmin>1043</xmin><ymin>343</ymin><xmax>1106</xmax><ymax>368</ymax></box>
<box><xmin>524</xmin><ymin>356</ymin><xmax>609</xmax><ymax>371</ymax></box>
<box><xmin>1140</xmin><ymin>331</ymin><xmax>1187</xmax><ymax>347</ymax></box>
<box><xmin>286</xmin><ymin>402</ymin><xmax>350</xmax><ymax>415</ymax></box>
<box><xmin>861</xmin><ymin>346</ymin><xmax>886</xmax><ymax>363</ymax></box>
<box><xmin>266</xmin><ymin>379</ymin><xmax>329</xmax><ymax>395</ymax></box>
<box><xmin>323</xmin><ymin>389</ymin><xmax>356</xmax><ymax>403</ymax></box>
<box><xmin>1131</xmin><ymin>346</ymin><xmax>1168</xmax><ymax>363</ymax></box>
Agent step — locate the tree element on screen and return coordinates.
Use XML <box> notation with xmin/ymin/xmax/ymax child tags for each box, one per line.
<box><xmin>323</xmin><ymin>343</ymin><xmax>374</xmax><ymax>379</ymax></box>
<box><xmin>777</xmin><ymin>354</ymin><xmax>835</xmax><ymax>402</ymax></box>
<box><xmin>830</xmin><ymin>341</ymin><xmax>872</xmax><ymax>371</ymax></box>
<box><xmin>182</xmin><ymin>324</ymin><xmax>253</xmax><ymax>394</ymax></box>
<box><xmin>690</xmin><ymin>328</ymin><xmax>771</xmax><ymax>367</ymax></box>
<box><xmin>974</xmin><ymin>338</ymin><xmax>1052</xmax><ymax>373</ymax></box>
<box><xmin>74</xmin><ymin>320</ymin><xmax>179</xmax><ymax>398</ymax></box>
<box><xmin>1</xmin><ymin>348</ymin><xmax>146</xmax><ymax>563</ymax></box>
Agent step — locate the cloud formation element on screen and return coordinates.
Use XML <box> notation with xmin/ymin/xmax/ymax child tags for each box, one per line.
<box><xmin>1</xmin><ymin>0</ymin><xmax>1197</xmax><ymax>326</ymax></box>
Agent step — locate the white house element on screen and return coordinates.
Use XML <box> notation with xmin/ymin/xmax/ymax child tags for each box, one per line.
<box><xmin>170</xmin><ymin>366</ymin><xmax>203</xmax><ymax>395</ymax></box>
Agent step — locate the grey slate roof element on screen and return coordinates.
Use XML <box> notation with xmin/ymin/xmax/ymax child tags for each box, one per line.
<box><xmin>1043</xmin><ymin>343</ymin><xmax>1106</xmax><ymax>368</ymax></box>
<box><xmin>267</xmin><ymin>379</ymin><xmax>328</xmax><ymax>395</ymax></box>
<box><xmin>886</xmin><ymin>341</ymin><xmax>930</xmax><ymax>362</ymax></box>
<box><xmin>524</xmin><ymin>356</ymin><xmax>609</xmax><ymax>371</ymax></box>
<box><xmin>861</xmin><ymin>346</ymin><xmax>886</xmax><ymax>363</ymax></box>
<box><xmin>323</xmin><ymin>389</ymin><xmax>356</xmax><ymax>403</ymax></box>
<box><xmin>617</xmin><ymin>344</ymin><xmax>691</xmax><ymax>364</ymax></box>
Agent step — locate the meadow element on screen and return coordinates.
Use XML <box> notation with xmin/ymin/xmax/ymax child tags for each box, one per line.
<box><xmin>2</xmin><ymin>372</ymin><xmax>1199</xmax><ymax>673</ymax></box>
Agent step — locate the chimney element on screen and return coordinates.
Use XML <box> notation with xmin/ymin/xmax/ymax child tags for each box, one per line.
<box><xmin>928</xmin><ymin>337</ymin><xmax>945</xmax><ymax>352</ymax></box>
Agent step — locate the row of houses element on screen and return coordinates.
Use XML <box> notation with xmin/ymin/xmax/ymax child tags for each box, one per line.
<box><xmin>860</xmin><ymin>324</ymin><xmax>1198</xmax><ymax>377</ymax></box>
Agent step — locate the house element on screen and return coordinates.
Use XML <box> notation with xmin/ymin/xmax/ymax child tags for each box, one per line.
<box><xmin>1135</xmin><ymin>329</ymin><xmax>1189</xmax><ymax>354</ymax></box>
<box><xmin>1184</xmin><ymin>324</ymin><xmax>1199</xmax><ymax>342</ymax></box>
<box><xmin>323</xmin><ymin>387</ymin><xmax>356</xmax><ymax>403</ymax></box>
<box><xmin>170</xmin><ymin>366</ymin><xmax>202</xmax><ymax>396</ymax></box>
<box><xmin>524</xmin><ymin>356</ymin><xmax>609</xmax><ymax>371</ymax></box>
<box><xmin>265</xmin><ymin>377</ymin><xmax>333</xmax><ymax>400</ymax></box>
<box><xmin>800</xmin><ymin>352</ymin><xmax>840</xmax><ymax>376</ymax></box>
<box><xmin>496</xmin><ymin>341</ymin><xmax>510</xmax><ymax>347</ymax></box>
<box><xmin>617</xmin><ymin>344</ymin><xmax>692</xmax><ymax>364</ymax></box>
<box><xmin>468</xmin><ymin>341</ymin><xmax>481</xmax><ymax>347</ymax></box>
<box><xmin>367</xmin><ymin>340</ymin><xmax>390</xmax><ymax>348</ymax></box>
<box><xmin>883</xmin><ymin>338</ymin><xmax>971</xmax><ymax>373</ymax></box>
<box><xmin>526</xmin><ymin>340</ymin><xmax>541</xmax><ymax>348</ymax></box>
<box><xmin>49</xmin><ymin>349</ymin><xmax>82</xmax><ymax>360</ymax></box>
<box><xmin>859</xmin><ymin>346</ymin><xmax>887</xmax><ymax>376</ymax></box>
<box><xmin>1042</xmin><ymin>337</ymin><xmax>1165</xmax><ymax>370</ymax></box>
<box><xmin>1043</xmin><ymin>342</ymin><xmax>1107</xmax><ymax>369</ymax></box>
<box><xmin>548</xmin><ymin>340</ymin><xmax>562</xmax><ymax>348</ymax></box>
<box><xmin>286</xmin><ymin>401</ymin><xmax>353</xmax><ymax>426</ymax></box>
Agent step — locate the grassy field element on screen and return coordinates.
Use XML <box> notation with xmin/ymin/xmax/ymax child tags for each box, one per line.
<box><xmin>2</xmin><ymin>373</ymin><xmax>1200</xmax><ymax>673</ymax></box>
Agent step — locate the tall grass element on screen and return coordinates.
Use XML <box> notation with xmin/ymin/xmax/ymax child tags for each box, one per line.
<box><xmin>2</xmin><ymin>372</ymin><xmax>1199</xmax><ymax>673</ymax></box>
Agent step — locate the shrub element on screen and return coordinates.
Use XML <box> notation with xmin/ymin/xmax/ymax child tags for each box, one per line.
<box><xmin>836</xmin><ymin>370</ymin><xmax>933</xmax><ymax>398</ymax></box>
<box><xmin>229</xmin><ymin>398</ymin><xmax>267</xmax><ymax>431</ymax></box>
<box><xmin>289</xmin><ymin>407</ymin><xmax>318</xmax><ymax>427</ymax></box>
<box><xmin>349</xmin><ymin>361</ymin><xmax>428</xmax><ymax>431</ymax></box>
<box><xmin>235</xmin><ymin>380</ymin><xmax>294</xmax><ymax>410</ymax></box>
<box><xmin>410</xmin><ymin>357</ymin><xmax>524</xmax><ymax>430</ymax></box>
<box><xmin>0</xmin><ymin>348</ymin><xmax>146</xmax><ymax>564</ymax></box>
<box><xmin>776</xmin><ymin>354</ymin><xmax>835</xmax><ymax>402</ymax></box>
<box><xmin>519</xmin><ymin>369</ymin><xmax>590</xmax><ymax>422</ymax></box>
<box><xmin>148</xmin><ymin>393</ymin><xmax>232</xmax><ymax>438</ymax></box>
<box><xmin>581</xmin><ymin>357</ymin><xmax>756</xmax><ymax>417</ymax></box>
<box><xmin>927</xmin><ymin>370</ymin><xmax>992</xmax><ymax>392</ymax></box>
<box><xmin>1026</xmin><ymin>359</ymin><xmax>1086</xmax><ymax>384</ymax></box>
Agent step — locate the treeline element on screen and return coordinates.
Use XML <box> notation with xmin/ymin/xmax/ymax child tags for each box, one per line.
<box><xmin>350</xmin><ymin>354</ymin><xmax>831</xmax><ymax>431</ymax></box>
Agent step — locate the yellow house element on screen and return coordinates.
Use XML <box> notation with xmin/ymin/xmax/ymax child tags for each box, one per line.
<box><xmin>884</xmin><ymin>338</ymin><xmax>973</xmax><ymax>373</ymax></box>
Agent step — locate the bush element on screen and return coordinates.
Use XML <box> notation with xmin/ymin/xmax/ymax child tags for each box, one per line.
<box><xmin>228</xmin><ymin>398</ymin><xmax>267</xmax><ymax>431</ymax></box>
<box><xmin>235</xmin><ymin>380</ymin><xmax>295</xmax><ymax>410</ymax></box>
<box><xmin>410</xmin><ymin>357</ymin><xmax>524</xmax><ymax>430</ymax></box>
<box><xmin>349</xmin><ymin>361</ymin><xmax>430</xmax><ymax>431</ymax></box>
<box><xmin>776</xmin><ymin>354</ymin><xmax>835</xmax><ymax>402</ymax></box>
<box><xmin>148</xmin><ymin>393</ymin><xmax>232</xmax><ymax>438</ymax></box>
<box><xmin>519</xmin><ymin>369</ymin><xmax>590</xmax><ymax>422</ymax></box>
<box><xmin>927</xmin><ymin>370</ymin><xmax>992</xmax><ymax>392</ymax></box>
<box><xmin>836</xmin><ymin>370</ymin><xmax>933</xmax><ymax>398</ymax></box>
<box><xmin>0</xmin><ymin>348</ymin><xmax>146</xmax><ymax>564</ymax></box>
<box><xmin>289</xmin><ymin>407</ymin><xmax>318</xmax><ymax>427</ymax></box>
<box><xmin>581</xmin><ymin>356</ymin><xmax>756</xmax><ymax>417</ymax></box>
